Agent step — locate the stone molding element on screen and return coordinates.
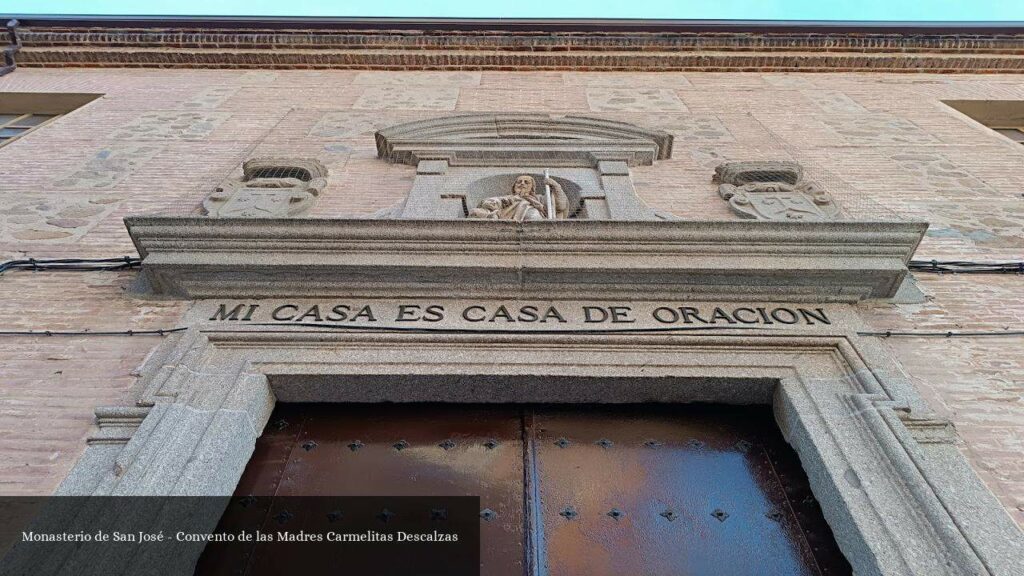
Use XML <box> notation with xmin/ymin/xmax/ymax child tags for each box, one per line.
<box><xmin>898</xmin><ymin>413</ymin><xmax>959</xmax><ymax>445</ymax></box>
<box><xmin>123</xmin><ymin>217</ymin><xmax>927</xmax><ymax>301</ymax></box>
<box><xmin>38</xmin><ymin>321</ymin><xmax>1024</xmax><ymax>575</ymax></box>
<box><xmin>376</xmin><ymin>114</ymin><xmax>673</xmax><ymax>167</ymax></box>
<box><xmin>15</xmin><ymin>26</ymin><xmax>1024</xmax><ymax>72</ymax></box>
<box><xmin>87</xmin><ymin>406</ymin><xmax>151</xmax><ymax>445</ymax></box>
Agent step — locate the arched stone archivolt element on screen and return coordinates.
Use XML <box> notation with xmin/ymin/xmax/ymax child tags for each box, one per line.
<box><xmin>373</xmin><ymin>113</ymin><xmax>674</xmax><ymax>220</ymax></box>
<box><xmin>375</xmin><ymin>113</ymin><xmax>673</xmax><ymax>167</ymax></box>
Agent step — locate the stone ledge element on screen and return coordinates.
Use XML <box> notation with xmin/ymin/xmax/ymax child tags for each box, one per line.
<box><xmin>124</xmin><ymin>217</ymin><xmax>927</xmax><ymax>302</ymax></box>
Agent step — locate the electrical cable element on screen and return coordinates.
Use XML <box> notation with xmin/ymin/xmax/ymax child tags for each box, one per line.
<box><xmin>856</xmin><ymin>330</ymin><xmax>1024</xmax><ymax>338</ymax></box>
<box><xmin>1</xmin><ymin>256</ymin><xmax>1023</xmax><ymax>275</ymax></box>
<box><xmin>0</xmin><ymin>257</ymin><xmax>1022</xmax><ymax>276</ymax></box>
<box><xmin>0</xmin><ymin>256</ymin><xmax>140</xmax><ymax>274</ymax></box>
<box><xmin>0</xmin><ymin>328</ymin><xmax>187</xmax><ymax>336</ymax></box>
<box><xmin>907</xmin><ymin>260</ymin><xmax>1024</xmax><ymax>274</ymax></box>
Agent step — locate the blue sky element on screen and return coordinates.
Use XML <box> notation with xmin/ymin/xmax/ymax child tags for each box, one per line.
<box><xmin>4</xmin><ymin>0</ymin><xmax>1024</xmax><ymax>21</ymax></box>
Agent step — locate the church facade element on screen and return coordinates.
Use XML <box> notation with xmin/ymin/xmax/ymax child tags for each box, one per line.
<box><xmin>1</xmin><ymin>17</ymin><xmax>1023</xmax><ymax>575</ymax></box>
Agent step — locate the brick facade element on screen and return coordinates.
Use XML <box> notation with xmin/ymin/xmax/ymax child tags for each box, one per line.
<box><xmin>0</xmin><ymin>66</ymin><xmax>1022</xmax><ymax>527</ymax></box>
<box><xmin>11</xmin><ymin>25</ymin><xmax>1024</xmax><ymax>72</ymax></box>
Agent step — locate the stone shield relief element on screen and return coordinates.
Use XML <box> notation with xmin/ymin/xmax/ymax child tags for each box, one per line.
<box><xmin>714</xmin><ymin>161</ymin><xmax>841</xmax><ymax>222</ymax></box>
<box><xmin>203</xmin><ymin>158</ymin><xmax>328</xmax><ymax>218</ymax></box>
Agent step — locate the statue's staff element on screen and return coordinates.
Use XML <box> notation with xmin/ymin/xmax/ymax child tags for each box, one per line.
<box><xmin>543</xmin><ymin>169</ymin><xmax>555</xmax><ymax>220</ymax></box>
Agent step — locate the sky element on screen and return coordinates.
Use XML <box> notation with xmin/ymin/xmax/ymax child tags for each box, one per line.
<box><xmin>4</xmin><ymin>0</ymin><xmax>1024</xmax><ymax>21</ymax></box>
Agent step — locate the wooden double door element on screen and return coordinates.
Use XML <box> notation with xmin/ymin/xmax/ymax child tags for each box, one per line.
<box><xmin>199</xmin><ymin>403</ymin><xmax>850</xmax><ymax>575</ymax></box>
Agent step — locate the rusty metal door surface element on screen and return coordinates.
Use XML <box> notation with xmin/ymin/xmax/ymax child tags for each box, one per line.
<box><xmin>530</xmin><ymin>405</ymin><xmax>850</xmax><ymax>576</ymax></box>
<box><xmin>197</xmin><ymin>403</ymin><xmax>850</xmax><ymax>576</ymax></box>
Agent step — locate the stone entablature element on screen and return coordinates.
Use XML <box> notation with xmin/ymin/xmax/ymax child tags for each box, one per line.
<box><xmin>124</xmin><ymin>218</ymin><xmax>925</xmax><ymax>302</ymax></box>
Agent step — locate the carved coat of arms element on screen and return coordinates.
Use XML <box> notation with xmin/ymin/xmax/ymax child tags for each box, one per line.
<box><xmin>203</xmin><ymin>158</ymin><xmax>328</xmax><ymax>218</ymax></box>
<box><xmin>714</xmin><ymin>161</ymin><xmax>840</xmax><ymax>222</ymax></box>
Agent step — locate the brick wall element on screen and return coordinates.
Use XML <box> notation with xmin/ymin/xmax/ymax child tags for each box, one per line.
<box><xmin>14</xmin><ymin>26</ymin><xmax>1024</xmax><ymax>72</ymax></box>
<box><xmin>0</xmin><ymin>69</ymin><xmax>1021</xmax><ymax>525</ymax></box>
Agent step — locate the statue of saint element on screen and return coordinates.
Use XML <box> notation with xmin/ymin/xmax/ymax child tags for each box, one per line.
<box><xmin>468</xmin><ymin>174</ymin><xmax>569</xmax><ymax>221</ymax></box>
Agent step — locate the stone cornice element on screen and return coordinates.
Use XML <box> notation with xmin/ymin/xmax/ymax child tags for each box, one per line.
<box><xmin>124</xmin><ymin>217</ymin><xmax>927</xmax><ymax>302</ymax></box>
<box><xmin>12</xmin><ymin>25</ymin><xmax>1024</xmax><ymax>72</ymax></box>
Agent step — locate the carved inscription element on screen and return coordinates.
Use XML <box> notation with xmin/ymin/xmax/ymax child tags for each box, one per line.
<box><xmin>205</xmin><ymin>301</ymin><xmax>833</xmax><ymax>330</ymax></box>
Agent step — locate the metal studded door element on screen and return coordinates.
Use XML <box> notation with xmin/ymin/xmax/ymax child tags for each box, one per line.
<box><xmin>195</xmin><ymin>404</ymin><xmax>526</xmax><ymax>576</ymax></box>
<box><xmin>198</xmin><ymin>404</ymin><xmax>851</xmax><ymax>576</ymax></box>
<box><xmin>530</xmin><ymin>405</ymin><xmax>850</xmax><ymax>576</ymax></box>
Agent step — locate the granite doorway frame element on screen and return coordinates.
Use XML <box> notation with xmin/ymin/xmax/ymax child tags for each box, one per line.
<box><xmin>52</xmin><ymin>322</ymin><xmax>1024</xmax><ymax>576</ymax></box>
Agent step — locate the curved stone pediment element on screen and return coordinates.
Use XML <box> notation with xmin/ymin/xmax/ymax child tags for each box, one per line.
<box><xmin>375</xmin><ymin>113</ymin><xmax>673</xmax><ymax>167</ymax></box>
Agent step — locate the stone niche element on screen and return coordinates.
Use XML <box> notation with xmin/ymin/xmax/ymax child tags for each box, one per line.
<box><xmin>373</xmin><ymin>113</ymin><xmax>673</xmax><ymax>220</ymax></box>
